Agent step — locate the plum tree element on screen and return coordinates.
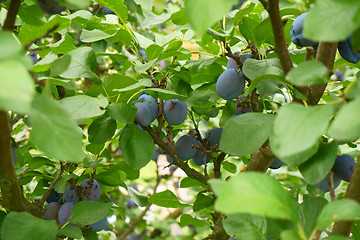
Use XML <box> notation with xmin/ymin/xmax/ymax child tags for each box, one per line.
<box><xmin>333</xmin><ymin>154</ymin><xmax>356</xmax><ymax>182</ymax></box>
<box><xmin>63</xmin><ymin>185</ymin><xmax>78</xmax><ymax>203</ymax></box>
<box><xmin>216</xmin><ymin>69</ymin><xmax>245</xmax><ymax>100</ymax></box>
<box><xmin>89</xmin><ymin>216</ymin><xmax>108</xmax><ymax>232</ymax></box>
<box><xmin>290</xmin><ymin>12</ymin><xmax>317</xmax><ymax>47</ymax></box>
<box><xmin>163</xmin><ymin>99</ymin><xmax>187</xmax><ymax>125</ymax></box>
<box><xmin>37</xmin><ymin>0</ymin><xmax>66</xmax><ymax>14</ymax></box>
<box><xmin>175</xmin><ymin>135</ymin><xmax>199</xmax><ymax>160</ymax></box>
<box><xmin>43</xmin><ymin>202</ymin><xmax>60</xmax><ymax>220</ymax></box>
<box><xmin>338</xmin><ymin>35</ymin><xmax>360</xmax><ymax>63</ymax></box>
<box><xmin>58</xmin><ymin>202</ymin><xmax>74</xmax><ymax>226</ymax></box>
<box><xmin>81</xmin><ymin>179</ymin><xmax>101</xmax><ymax>201</ymax></box>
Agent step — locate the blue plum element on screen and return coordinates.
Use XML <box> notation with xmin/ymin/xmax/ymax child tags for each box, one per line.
<box><xmin>103</xmin><ymin>6</ymin><xmax>115</xmax><ymax>14</ymax></box>
<box><xmin>333</xmin><ymin>154</ymin><xmax>356</xmax><ymax>182</ymax></box>
<box><xmin>207</xmin><ymin>128</ymin><xmax>223</xmax><ymax>148</ymax></box>
<box><xmin>166</xmin><ymin>154</ymin><xmax>173</xmax><ymax>164</ymax></box>
<box><xmin>269</xmin><ymin>158</ymin><xmax>284</xmax><ymax>169</ymax></box>
<box><xmin>137</xmin><ymin>93</ymin><xmax>158</xmax><ymax>122</ymax></box>
<box><xmin>290</xmin><ymin>13</ymin><xmax>317</xmax><ymax>47</ymax></box>
<box><xmin>239</xmin><ymin>53</ymin><xmax>253</xmax><ymax>64</ymax></box>
<box><xmin>135</xmin><ymin>102</ymin><xmax>153</xmax><ymax>127</ymax></box>
<box><xmin>90</xmin><ymin>216</ymin><xmax>108</xmax><ymax>232</ymax></box>
<box><xmin>216</xmin><ymin>69</ymin><xmax>245</xmax><ymax>100</ymax></box>
<box><xmin>152</xmin><ymin>147</ymin><xmax>163</xmax><ymax>161</ymax></box>
<box><xmin>11</xmin><ymin>145</ymin><xmax>17</xmax><ymax>165</ymax></box>
<box><xmin>81</xmin><ymin>179</ymin><xmax>101</xmax><ymax>201</ymax></box>
<box><xmin>44</xmin><ymin>202</ymin><xmax>60</xmax><ymax>220</ymax></box>
<box><xmin>315</xmin><ymin>174</ymin><xmax>341</xmax><ymax>192</ymax></box>
<box><xmin>46</xmin><ymin>189</ymin><xmax>62</xmax><ymax>203</ymax></box>
<box><xmin>29</xmin><ymin>51</ymin><xmax>38</xmax><ymax>64</ymax></box>
<box><xmin>192</xmin><ymin>150</ymin><xmax>210</xmax><ymax>166</ymax></box>
<box><xmin>338</xmin><ymin>35</ymin><xmax>360</xmax><ymax>64</ymax></box>
<box><xmin>58</xmin><ymin>202</ymin><xmax>74</xmax><ymax>226</ymax></box>
<box><xmin>63</xmin><ymin>185</ymin><xmax>78</xmax><ymax>202</ymax></box>
<box><xmin>163</xmin><ymin>99</ymin><xmax>188</xmax><ymax>125</ymax></box>
<box><xmin>37</xmin><ymin>0</ymin><xmax>66</xmax><ymax>14</ymax></box>
<box><xmin>227</xmin><ymin>58</ymin><xmax>239</xmax><ymax>71</ymax></box>
<box><xmin>334</xmin><ymin>69</ymin><xmax>344</xmax><ymax>81</ymax></box>
<box><xmin>126</xmin><ymin>199</ymin><xmax>137</xmax><ymax>208</ymax></box>
<box><xmin>175</xmin><ymin>135</ymin><xmax>199</xmax><ymax>160</ymax></box>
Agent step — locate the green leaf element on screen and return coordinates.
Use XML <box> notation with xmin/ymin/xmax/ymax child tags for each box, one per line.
<box><xmin>57</xmin><ymin>226</ymin><xmax>82</xmax><ymax>239</ymax></box>
<box><xmin>316</xmin><ymin>199</ymin><xmax>360</xmax><ymax>230</ymax></box>
<box><xmin>119</xmin><ymin>124</ymin><xmax>154</xmax><ymax>169</ymax></box>
<box><xmin>95</xmin><ymin>170</ymin><xmax>125</xmax><ymax>186</ymax></box>
<box><xmin>299</xmin><ymin>142</ymin><xmax>338</xmax><ymax>185</ymax></box>
<box><xmin>179</xmin><ymin>214</ymin><xmax>206</xmax><ymax>227</ymax></box>
<box><xmin>88</xmin><ymin>116</ymin><xmax>117</xmax><ymax>144</ymax></box>
<box><xmin>148</xmin><ymin>190</ymin><xmax>185</xmax><ymax>208</ymax></box>
<box><xmin>128</xmin><ymin>187</ymin><xmax>149</xmax><ymax>207</ymax></box>
<box><xmin>145</xmin><ymin>44</ymin><xmax>163</xmax><ymax>60</ymax></box>
<box><xmin>0</xmin><ymin>60</ymin><xmax>34</xmax><ymax>113</ymax></box>
<box><xmin>51</xmin><ymin>47</ymin><xmax>99</xmax><ymax>83</ymax></box>
<box><xmin>31</xmin><ymin>53</ymin><xmax>58</xmax><ymax>73</ymax></box>
<box><xmin>212</xmin><ymin>172</ymin><xmax>298</xmax><ymax>222</ymax></box>
<box><xmin>270</xmin><ymin>104</ymin><xmax>333</xmax><ymax>167</ymax></box>
<box><xmin>286</xmin><ymin>61</ymin><xmax>329</xmax><ymax>86</ymax></box>
<box><xmin>18</xmin><ymin>4</ymin><xmax>45</xmax><ymax>26</ymax></box>
<box><xmin>328</xmin><ymin>98</ymin><xmax>360</xmax><ymax>142</ymax></box>
<box><xmin>298</xmin><ymin>197</ymin><xmax>328</xmax><ymax>238</ymax></box>
<box><xmin>180</xmin><ymin>177</ymin><xmax>207</xmax><ymax>189</ymax></box>
<box><xmin>107</xmin><ymin>103</ymin><xmax>137</xmax><ymax>123</ymax></box>
<box><xmin>18</xmin><ymin>15</ymin><xmax>71</xmax><ymax>45</ymax></box>
<box><xmin>242</xmin><ymin>58</ymin><xmax>282</xmax><ymax>81</ymax></box>
<box><xmin>221</xmin><ymin>161</ymin><xmax>237</xmax><ymax>174</ymax></box>
<box><xmin>238</xmin><ymin>16</ymin><xmax>259</xmax><ymax>44</ymax></box>
<box><xmin>95</xmin><ymin>0</ymin><xmax>128</xmax><ymax>23</ymax></box>
<box><xmin>1</xmin><ymin>212</ymin><xmax>57</xmax><ymax>240</ymax></box>
<box><xmin>80</xmin><ymin>29</ymin><xmax>114</xmax><ymax>42</ymax></box>
<box><xmin>220</xmin><ymin>113</ymin><xmax>275</xmax><ymax>156</ymax></box>
<box><xmin>60</xmin><ymin>95</ymin><xmax>108</xmax><ymax>119</ymax></box>
<box><xmin>303</xmin><ymin>0</ymin><xmax>360</xmax><ymax>42</ymax></box>
<box><xmin>0</xmin><ymin>32</ymin><xmax>27</xmax><ymax>63</ymax></box>
<box><xmin>30</xmin><ymin>95</ymin><xmax>84</xmax><ymax>162</ymax></box>
<box><xmin>69</xmin><ymin>201</ymin><xmax>112</xmax><ymax>225</ymax></box>
<box><xmin>193</xmin><ymin>192</ymin><xmax>212</xmax><ymax>211</ymax></box>
<box><xmin>184</xmin><ymin>0</ymin><xmax>238</xmax><ymax>35</ymax></box>
<box><xmin>223</xmin><ymin>213</ymin><xmax>267</xmax><ymax>240</ymax></box>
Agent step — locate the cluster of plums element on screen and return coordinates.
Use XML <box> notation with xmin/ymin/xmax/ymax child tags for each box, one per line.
<box><xmin>152</xmin><ymin>128</ymin><xmax>223</xmax><ymax>166</ymax></box>
<box><xmin>44</xmin><ymin>179</ymin><xmax>108</xmax><ymax>232</ymax></box>
<box><xmin>269</xmin><ymin>154</ymin><xmax>356</xmax><ymax>192</ymax></box>
<box><xmin>290</xmin><ymin>12</ymin><xmax>360</xmax><ymax>63</ymax></box>
<box><xmin>135</xmin><ymin>93</ymin><xmax>188</xmax><ymax>127</ymax></box>
<box><xmin>216</xmin><ymin>58</ymin><xmax>246</xmax><ymax>100</ymax></box>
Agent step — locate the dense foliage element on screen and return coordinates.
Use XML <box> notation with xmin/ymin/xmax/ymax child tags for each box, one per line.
<box><xmin>1</xmin><ymin>0</ymin><xmax>360</xmax><ymax>240</ymax></box>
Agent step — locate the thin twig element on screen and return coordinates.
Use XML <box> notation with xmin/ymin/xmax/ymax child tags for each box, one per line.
<box><xmin>2</xmin><ymin>0</ymin><xmax>21</xmax><ymax>31</ymax></box>
<box><xmin>24</xmin><ymin>24</ymin><xmax>60</xmax><ymax>50</ymax></box>
<box><xmin>40</xmin><ymin>162</ymin><xmax>70</xmax><ymax>205</ymax></box>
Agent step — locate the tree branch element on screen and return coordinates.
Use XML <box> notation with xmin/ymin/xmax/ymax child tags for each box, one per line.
<box><xmin>40</xmin><ymin>162</ymin><xmax>70</xmax><ymax>205</ymax></box>
<box><xmin>144</xmin><ymin>126</ymin><xmax>210</xmax><ymax>187</ymax></box>
<box><xmin>307</xmin><ymin>42</ymin><xmax>338</xmax><ymax>105</ymax></box>
<box><xmin>2</xmin><ymin>0</ymin><xmax>21</xmax><ymax>31</ymax></box>
<box><xmin>265</xmin><ymin>0</ymin><xmax>293</xmax><ymax>75</ymax></box>
<box><xmin>246</xmin><ymin>140</ymin><xmax>275</xmax><ymax>172</ymax></box>
<box><xmin>0</xmin><ymin>111</ymin><xmax>28</xmax><ymax>212</ymax></box>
